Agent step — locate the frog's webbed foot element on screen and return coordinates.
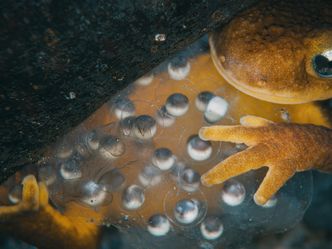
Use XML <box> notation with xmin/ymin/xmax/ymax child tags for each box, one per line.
<box><xmin>0</xmin><ymin>175</ymin><xmax>99</xmax><ymax>249</ymax></box>
<box><xmin>0</xmin><ymin>175</ymin><xmax>47</xmax><ymax>218</ymax></box>
<box><xmin>199</xmin><ymin>115</ymin><xmax>332</xmax><ymax>205</ymax></box>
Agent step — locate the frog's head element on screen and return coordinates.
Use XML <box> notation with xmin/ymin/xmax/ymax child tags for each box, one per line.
<box><xmin>210</xmin><ymin>2</ymin><xmax>332</xmax><ymax>104</ymax></box>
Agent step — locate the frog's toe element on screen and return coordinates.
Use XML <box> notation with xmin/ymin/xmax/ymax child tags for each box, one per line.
<box><xmin>1</xmin><ymin>174</ymin><xmax>99</xmax><ymax>249</ymax></box>
<box><xmin>199</xmin><ymin>125</ymin><xmax>261</xmax><ymax>145</ymax></box>
<box><xmin>240</xmin><ymin>115</ymin><xmax>273</xmax><ymax>127</ymax></box>
<box><xmin>38</xmin><ymin>181</ymin><xmax>49</xmax><ymax>207</ymax></box>
<box><xmin>254</xmin><ymin>166</ymin><xmax>295</xmax><ymax>205</ymax></box>
<box><xmin>201</xmin><ymin>144</ymin><xmax>268</xmax><ymax>186</ymax></box>
<box><xmin>0</xmin><ymin>175</ymin><xmax>40</xmax><ymax>217</ymax></box>
<box><xmin>21</xmin><ymin>175</ymin><xmax>39</xmax><ymax>211</ymax></box>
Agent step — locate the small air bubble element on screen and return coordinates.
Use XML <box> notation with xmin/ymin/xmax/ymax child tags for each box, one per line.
<box><xmin>69</xmin><ymin>92</ymin><xmax>76</xmax><ymax>99</ymax></box>
<box><xmin>155</xmin><ymin>34</ymin><xmax>166</xmax><ymax>42</ymax></box>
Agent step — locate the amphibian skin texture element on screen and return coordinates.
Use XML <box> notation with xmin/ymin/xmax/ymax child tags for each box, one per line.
<box><xmin>202</xmin><ymin>0</ymin><xmax>332</xmax><ymax>206</ymax></box>
<box><xmin>0</xmin><ymin>1</ymin><xmax>331</xmax><ymax>249</ymax></box>
<box><xmin>200</xmin><ymin>118</ymin><xmax>332</xmax><ymax>205</ymax></box>
<box><xmin>210</xmin><ymin>0</ymin><xmax>332</xmax><ymax>104</ymax></box>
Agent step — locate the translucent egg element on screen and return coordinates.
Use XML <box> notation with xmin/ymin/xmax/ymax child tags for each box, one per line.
<box><xmin>122</xmin><ymin>185</ymin><xmax>145</xmax><ymax>210</ymax></box>
<box><xmin>174</xmin><ymin>199</ymin><xmax>199</xmax><ymax>224</ymax></box>
<box><xmin>221</xmin><ymin>180</ymin><xmax>246</xmax><ymax>206</ymax></box>
<box><xmin>133</xmin><ymin>115</ymin><xmax>157</xmax><ymax>140</ymax></box>
<box><xmin>113</xmin><ymin>97</ymin><xmax>135</xmax><ymax>120</ymax></box>
<box><xmin>152</xmin><ymin>148</ymin><xmax>175</xmax><ymax>170</ymax></box>
<box><xmin>165</xmin><ymin>93</ymin><xmax>189</xmax><ymax>117</ymax></box>
<box><xmin>167</xmin><ymin>59</ymin><xmax>191</xmax><ymax>80</ymax></box>
<box><xmin>119</xmin><ymin>116</ymin><xmax>136</xmax><ymax>136</ymax></box>
<box><xmin>98</xmin><ymin>169</ymin><xmax>125</xmax><ymax>192</ymax></box>
<box><xmin>147</xmin><ymin>214</ymin><xmax>171</xmax><ymax>236</ymax></box>
<box><xmin>139</xmin><ymin>165</ymin><xmax>162</xmax><ymax>187</ymax></box>
<box><xmin>75</xmin><ymin>139</ymin><xmax>94</xmax><ymax>158</ymax></box>
<box><xmin>56</xmin><ymin>142</ymin><xmax>73</xmax><ymax>159</ymax></box>
<box><xmin>38</xmin><ymin>164</ymin><xmax>57</xmax><ymax>186</ymax></box>
<box><xmin>76</xmin><ymin>131</ymin><xmax>99</xmax><ymax>158</ymax></box>
<box><xmin>180</xmin><ymin>168</ymin><xmax>200</xmax><ymax>192</ymax></box>
<box><xmin>80</xmin><ymin>181</ymin><xmax>109</xmax><ymax>207</ymax></box>
<box><xmin>8</xmin><ymin>185</ymin><xmax>22</xmax><ymax>204</ymax></box>
<box><xmin>156</xmin><ymin>106</ymin><xmax>176</xmax><ymax>127</ymax></box>
<box><xmin>200</xmin><ymin>216</ymin><xmax>224</xmax><ymax>240</ymax></box>
<box><xmin>187</xmin><ymin>135</ymin><xmax>212</xmax><ymax>161</ymax></box>
<box><xmin>99</xmin><ymin>136</ymin><xmax>125</xmax><ymax>159</ymax></box>
<box><xmin>60</xmin><ymin>158</ymin><xmax>82</xmax><ymax>180</ymax></box>
<box><xmin>204</xmin><ymin>96</ymin><xmax>228</xmax><ymax>123</ymax></box>
<box><xmin>135</xmin><ymin>74</ymin><xmax>154</xmax><ymax>86</ymax></box>
<box><xmin>85</xmin><ymin>130</ymin><xmax>100</xmax><ymax>150</ymax></box>
<box><xmin>195</xmin><ymin>91</ymin><xmax>214</xmax><ymax>112</ymax></box>
<box><xmin>170</xmin><ymin>161</ymin><xmax>186</xmax><ymax>180</ymax></box>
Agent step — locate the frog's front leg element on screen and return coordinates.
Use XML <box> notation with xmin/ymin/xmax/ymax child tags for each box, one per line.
<box><xmin>0</xmin><ymin>175</ymin><xmax>100</xmax><ymax>249</ymax></box>
<box><xmin>199</xmin><ymin>115</ymin><xmax>332</xmax><ymax>205</ymax></box>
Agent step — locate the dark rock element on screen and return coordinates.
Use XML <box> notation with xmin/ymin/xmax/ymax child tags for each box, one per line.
<box><xmin>0</xmin><ymin>0</ymin><xmax>258</xmax><ymax>183</ymax></box>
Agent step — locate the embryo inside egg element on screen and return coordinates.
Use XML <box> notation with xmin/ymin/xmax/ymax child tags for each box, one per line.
<box><xmin>1</xmin><ymin>36</ymin><xmax>313</xmax><ymax>249</ymax></box>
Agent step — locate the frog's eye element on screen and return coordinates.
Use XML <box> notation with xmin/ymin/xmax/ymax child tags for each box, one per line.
<box><xmin>312</xmin><ymin>50</ymin><xmax>332</xmax><ymax>78</ymax></box>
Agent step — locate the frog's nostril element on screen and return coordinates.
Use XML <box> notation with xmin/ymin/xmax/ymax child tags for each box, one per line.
<box><xmin>312</xmin><ymin>50</ymin><xmax>332</xmax><ymax>78</ymax></box>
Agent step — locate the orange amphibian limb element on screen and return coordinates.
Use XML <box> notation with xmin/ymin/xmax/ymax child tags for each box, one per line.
<box><xmin>202</xmin><ymin>0</ymin><xmax>332</xmax><ymax>205</ymax></box>
<box><xmin>0</xmin><ymin>175</ymin><xmax>100</xmax><ymax>249</ymax></box>
<box><xmin>199</xmin><ymin>115</ymin><xmax>332</xmax><ymax>205</ymax></box>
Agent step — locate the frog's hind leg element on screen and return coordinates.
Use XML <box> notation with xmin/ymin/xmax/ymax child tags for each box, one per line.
<box><xmin>0</xmin><ymin>175</ymin><xmax>99</xmax><ymax>249</ymax></box>
<box><xmin>0</xmin><ymin>175</ymin><xmax>42</xmax><ymax>217</ymax></box>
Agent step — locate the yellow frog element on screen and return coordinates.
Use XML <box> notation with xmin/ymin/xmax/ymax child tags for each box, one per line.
<box><xmin>0</xmin><ymin>1</ymin><xmax>331</xmax><ymax>249</ymax></box>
